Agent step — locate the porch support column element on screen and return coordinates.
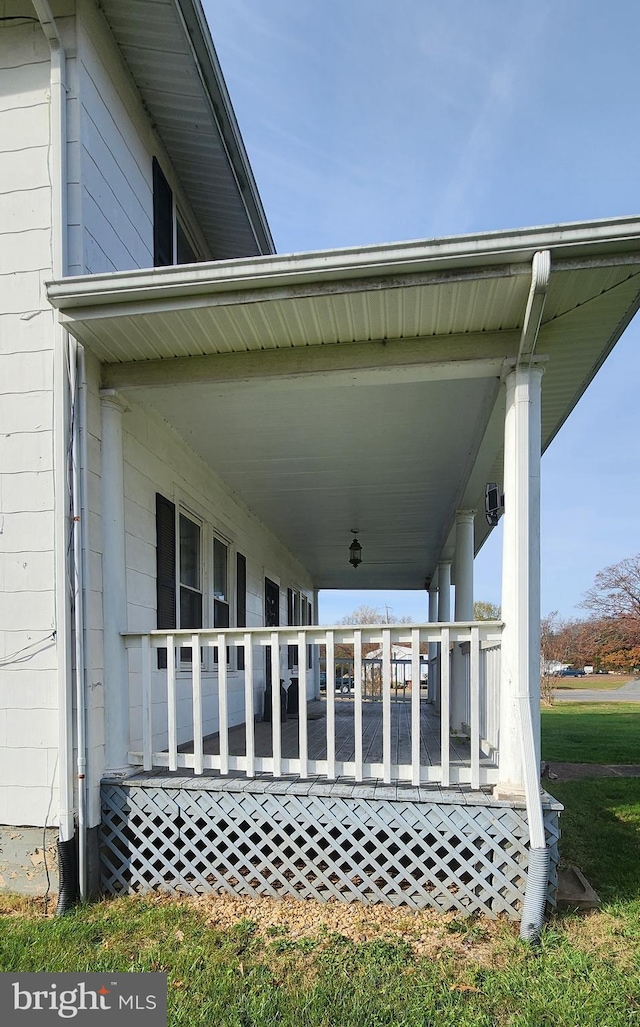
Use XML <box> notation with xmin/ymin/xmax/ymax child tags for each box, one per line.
<box><xmin>427</xmin><ymin>580</ymin><xmax>439</xmax><ymax>702</ymax></box>
<box><xmin>435</xmin><ymin>560</ymin><xmax>451</xmax><ymax>712</ymax></box>
<box><xmin>496</xmin><ymin>364</ymin><xmax>543</xmax><ymax>795</ymax></box>
<box><xmin>452</xmin><ymin>510</ymin><xmax>475</xmax><ymax>733</ymax></box>
<box><xmin>101</xmin><ymin>390</ymin><xmax>130</xmax><ymax>775</ymax></box>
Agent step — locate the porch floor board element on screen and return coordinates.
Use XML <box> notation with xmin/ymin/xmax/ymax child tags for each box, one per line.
<box><xmin>193</xmin><ymin>697</ymin><xmax>486</xmax><ymax>767</ymax></box>
<box><xmin>137</xmin><ymin>696</ymin><xmax>498</xmax><ymax>797</ymax></box>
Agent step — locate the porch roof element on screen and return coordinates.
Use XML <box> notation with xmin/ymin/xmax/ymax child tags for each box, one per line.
<box><xmin>47</xmin><ymin>217</ymin><xmax>640</xmax><ymax>590</ymax></box>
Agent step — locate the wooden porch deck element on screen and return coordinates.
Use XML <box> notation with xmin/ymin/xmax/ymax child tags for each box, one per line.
<box><xmin>133</xmin><ymin>696</ymin><xmax>498</xmax><ymax>796</ymax></box>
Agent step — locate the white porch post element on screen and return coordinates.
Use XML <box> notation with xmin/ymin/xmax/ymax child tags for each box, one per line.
<box><xmin>101</xmin><ymin>390</ymin><xmax>130</xmax><ymax>775</ymax></box>
<box><xmin>452</xmin><ymin>510</ymin><xmax>475</xmax><ymax>732</ymax></box>
<box><xmin>496</xmin><ymin>365</ymin><xmax>543</xmax><ymax>794</ymax></box>
<box><xmin>427</xmin><ymin>581</ymin><xmax>439</xmax><ymax>702</ymax></box>
<box><xmin>435</xmin><ymin>560</ymin><xmax>451</xmax><ymax>711</ymax></box>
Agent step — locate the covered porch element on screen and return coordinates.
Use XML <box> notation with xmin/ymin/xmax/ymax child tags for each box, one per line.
<box><xmin>47</xmin><ymin>218</ymin><xmax>640</xmax><ymax>915</ymax></box>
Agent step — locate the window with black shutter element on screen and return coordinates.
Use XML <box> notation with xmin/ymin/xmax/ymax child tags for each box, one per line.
<box><xmin>153</xmin><ymin>158</ymin><xmax>200</xmax><ymax>267</ymax></box>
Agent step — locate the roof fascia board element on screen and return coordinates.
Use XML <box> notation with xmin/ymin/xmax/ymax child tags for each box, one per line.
<box><xmin>47</xmin><ymin>216</ymin><xmax>640</xmax><ymax>313</ymax></box>
<box><xmin>101</xmin><ymin>331</ymin><xmax>517</xmax><ymax>390</ymax></box>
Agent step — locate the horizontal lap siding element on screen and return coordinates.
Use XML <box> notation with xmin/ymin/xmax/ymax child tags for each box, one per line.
<box><xmin>120</xmin><ymin>400</ymin><xmax>316</xmax><ymax>753</ymax></box>
<box><xmin>0</xmin><ymin>24</ymin><xmax>58</xmax><ymax>828</ymax></box>
<box><xmin>76</xmin><ymin>5</ymin><xmax>157</xmax><ymax>273</ymax></box>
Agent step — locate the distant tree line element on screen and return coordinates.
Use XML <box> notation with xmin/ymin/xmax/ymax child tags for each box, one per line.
<box><xmin>541</xmin><ymin>554</ymin><xmax>640</xmax><ymax>693</ymax></box>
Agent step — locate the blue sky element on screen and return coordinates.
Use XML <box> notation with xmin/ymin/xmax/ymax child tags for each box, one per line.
<box><xmin>204</xmin><ymin>0</ymin><xmax>640</xmax><ymax>624</ymax></box>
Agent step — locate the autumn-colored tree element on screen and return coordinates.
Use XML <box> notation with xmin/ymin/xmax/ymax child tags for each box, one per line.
<box><xmin>580</xmin><ymin>554</ymin><xmax>640</xmax><ymax>673</ymax></box>
<box><xmin>581</xmin><ymin>554</ymin><xmax>640</xmax><ymax>623</ymax></box>
<box><xmin>540</xmin><ymin>612</ymin><xmax>574</xmax><ymax>704</ymax></box>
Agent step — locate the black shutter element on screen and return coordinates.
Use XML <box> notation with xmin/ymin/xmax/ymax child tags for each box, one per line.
<box><xmin>156</xmin><ymin>493</ymin><xmax>176</xmax><ymax>668</ymax></box>
<box><xmin>306</xmin><ymin>598</ymin><xmax>313</xmax><ymax>670</ymax></box>
<box><xmin>153</xmin><ymin>157</ymin><xmax>173</xmax><ymax>267</ymax></box>
<box><xmin>287</xmin><ymin>587</ymin><xmax>296</xmax><ymax>669</ymax></box>
<box><xmin>236</xmin><ymin>553</ymin><xmax>246</xmax><ymax>669</ymax></box>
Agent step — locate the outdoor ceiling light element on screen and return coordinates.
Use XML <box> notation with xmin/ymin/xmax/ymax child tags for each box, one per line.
<box><xmin>349</xmin><ymin>531</ymin><xmax>362</xmax><ymax>569</ymax></box>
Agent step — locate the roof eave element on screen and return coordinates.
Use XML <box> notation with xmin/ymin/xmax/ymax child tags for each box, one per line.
<box><xmin>47</xmin><ymin>215</ymin><xmax>640</xmax><ymax>311</ymax></box>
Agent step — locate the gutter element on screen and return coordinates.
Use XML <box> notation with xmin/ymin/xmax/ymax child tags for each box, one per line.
<box><xmin>45</xmin><ymin>215</ymin><xmax>640</xmax><ymax>311</ymax></box>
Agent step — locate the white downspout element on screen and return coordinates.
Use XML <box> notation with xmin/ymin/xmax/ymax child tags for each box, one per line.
<box><xmin>33</xmin><ymin>0</ymin><xmax>88</xmax><ymax>903</ymax></box>
<box><xmin>72</xmin><ymin>345</ymin><xmax>89</xmax><ymax>901</ymax></box>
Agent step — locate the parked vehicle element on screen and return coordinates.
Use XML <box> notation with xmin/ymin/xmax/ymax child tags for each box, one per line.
<box><xmin>319</xmin><ymin>672</ymin><xmax>353</xmax><ymax>693</ymax></box>
<box><xmin>559</xmin><ymin>667</ymin><xmax>586</xmax><ymax>677</ymax></box>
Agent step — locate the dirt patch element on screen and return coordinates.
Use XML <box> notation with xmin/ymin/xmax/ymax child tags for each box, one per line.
<box><xmin>187</xmin><ymin>891</ymin><xmax>515</xmax><ymax>965</ymax></box>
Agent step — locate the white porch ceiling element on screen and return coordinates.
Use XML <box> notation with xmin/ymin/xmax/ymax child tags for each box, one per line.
<box><xmin>48</xmin><ymin>218</ymin><xmax>640</xmax><ymax>589</ymax></box>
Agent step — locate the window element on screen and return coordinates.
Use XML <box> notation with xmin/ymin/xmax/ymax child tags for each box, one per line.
<box><xmin>156</xmin><ymin>493</ymin><xmax>235</xmax><ymax>669</ymax></box>
<box><xmin>152</xmin><ymin>157</ymin><xmax>199</xmax><ymax>267</ymax></box>
<box><xmin>287</xmin><ymin>587</ymin><xmax>301</xmax><ymax>670</ymax></box>
<box><xmin>213</xmin><ymin>537</ymin><xmax>229</xmax><ymax>628</ymax></box>
<box><xmin>212</xmin><ymin>536</ymin><xmax>229</xmax><ymax>665</ymax></box>
<box><xmin>179</xmin><ymin>513</ymin><xmax>203</xmax><ymax>630</ymax></box>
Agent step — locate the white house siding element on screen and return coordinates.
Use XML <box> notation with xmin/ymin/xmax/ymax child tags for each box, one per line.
<box><xmin>73</xmin><ymin>0</ymin><xmax>210</xmax><ymax>274</ymax></box>
<box><xmin>0</xmin><ymin>20</ymin><xmax>58</xmax><ymax>828</ymax></box>
<box><xmin>82</xmin><ymin>357</ymin><xmax>316</xmax><ymax>823</ymax></box>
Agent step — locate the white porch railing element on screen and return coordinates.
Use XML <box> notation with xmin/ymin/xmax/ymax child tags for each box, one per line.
<box><xmin>123</xmin><ymin>622</ymin><xmax>502</xmax><ymax>788</ymax></box>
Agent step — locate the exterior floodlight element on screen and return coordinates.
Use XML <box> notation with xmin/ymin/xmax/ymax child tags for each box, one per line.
<box><xmin>485</xmin><ymin>483</ymin><xmax>505</xmax><ymax>526</ymax></box>
<box><xmin>348</xmin><ymin>532</ymin><xmax>362</xmax><ymax>568</ymax></box>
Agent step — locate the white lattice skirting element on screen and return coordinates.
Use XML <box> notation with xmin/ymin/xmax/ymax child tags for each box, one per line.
<box><xmin>100</xmin><ymin>780</ymin><xmax>560</xmax><ymax>919</ymax></box>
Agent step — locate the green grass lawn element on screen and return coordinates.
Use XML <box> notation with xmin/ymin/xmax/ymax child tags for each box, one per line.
<box><xmin>1</xmin><ymin>703</ymin><xmax>639</xmax><ymax>1026</ymax></box>
<box><xmin>541</xmin><ymin>702</ymin><xmax>640</xmax><ymax>763</ymax></box>
<box><xmin>1</xmin><ymin>884</ymin><xmax>639</xmax><ymax>1027</ymax></box>
<box><xmin>554</xmin><ymin>674</ymin><xmax>630</xmax><ymax>691</ymax></box>
<box><xmin>545</xmin><ymin>778</ymin><xmax>640</xmax><ymax>906</ymax></box>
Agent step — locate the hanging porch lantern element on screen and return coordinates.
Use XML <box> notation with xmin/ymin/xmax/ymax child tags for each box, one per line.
<box><xmin>348</xmin><ymin>531</ymin><xmax>362</xmax><ymax>569</ymax></box>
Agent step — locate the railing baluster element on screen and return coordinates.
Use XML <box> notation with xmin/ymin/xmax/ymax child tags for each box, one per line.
<box><xmin>218</xmin><ymin>632</ymin><xmax>229</xmax><ymax>775</ymax></box>
<box><xmin>440</xmin><ymin>627</ymin><xmax>450</xmax><ymax>788</ymax></box>
<box><xmin>353</xmin><ymin>628</ymin><xmax>363</xmax><ymax>781</ymax></box>
<box><xmin>244</xmin><ymin>633</ymin><xmax>255</xmax><ymax>777</ymax></box>
<box><xmin>142</xmin><ymin>634</ymin><xmax>152</xmax><ymax>771</ymax></box>
<box><xmin>298</xmin><ymin>629</ymin><xmax>308</xmax><ymax>778</ymax></box>
<box><xmin>470</xmin><ymin>626</ymin><xmax>480</xmax><ymax>790</ymax></box>
<box><xmin>411</xmin><ymin>627</ymin><xmax>421</xmax><ymax>786</ymax></box>
<box><xmin>192</xmin><ymin>634</ymin><xmax>203</xmax><ymax>775</ymax></box>
<box><xmin>271</xmin><ymin>633</ymin><xmax>281</xmax><ymax>777</ymax></box>
<box><xmin>326</xmin><ymin>629</ymin><xmax>335</xmax><ymax>779</ymax></box>
<box><xmin>167</xmin><ymin>634</ymin><xmax>177</xmax><ymax>772</ymax></box>
<box><xmin>382</xmin><ymin>628</ymin><xmax>391</xmax><ymax>784</ymax></box>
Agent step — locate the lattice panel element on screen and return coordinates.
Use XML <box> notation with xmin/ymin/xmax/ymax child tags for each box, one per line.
<box><xmin>101</xmin><ymin>784</ymin><xmax>560</xmax><ymax>919</ymax></box>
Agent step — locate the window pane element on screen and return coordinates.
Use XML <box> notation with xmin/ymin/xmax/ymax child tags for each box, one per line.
<box><xmin>177</xmin><ymin>219</ymin><xmax>197</xmax><ymax>264</ymax></box>
<box><xmin>214</xmin><ymin>599</ymin><xmax>229</xmax><ymax>628</ymax></box>
<box><xmin>180</xmin><ymin>587</ymin><xmax>202</xmax><ymax>629</ymax></box>
<box><xmin>213</xmin><ymin>537</ymin><xmax>227</xmax><ymax>601</ymax></box>
<box><xmin>180</xmin><ymin>514</ymin><xmax>200</xmax><ymax>589</ymax></box>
